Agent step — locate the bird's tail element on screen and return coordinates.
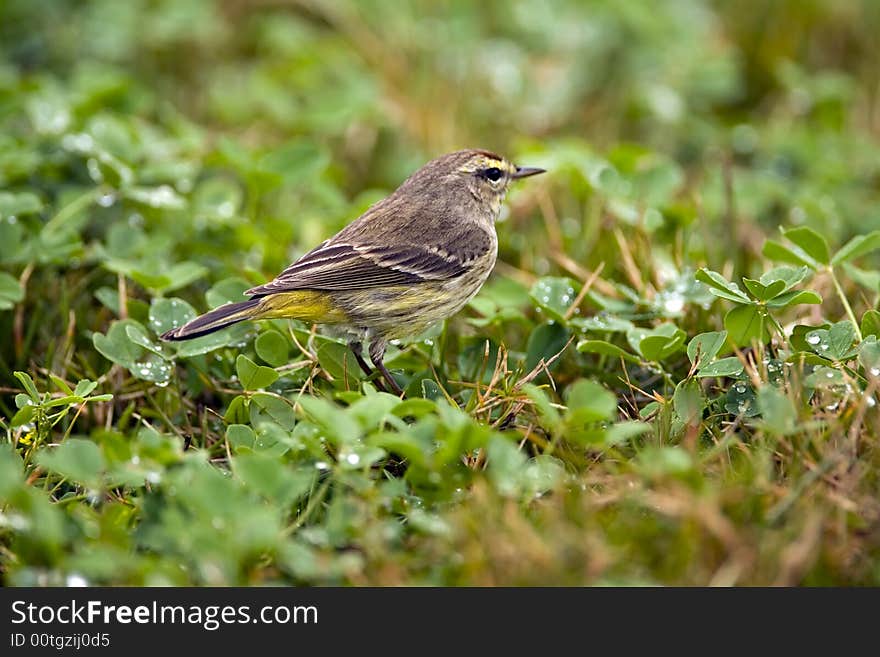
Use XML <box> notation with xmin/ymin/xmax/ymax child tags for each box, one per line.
<box><xmin>161</xmin><ymin>299</ymin><xmax>260</xmax><ymax>341</ymax></box>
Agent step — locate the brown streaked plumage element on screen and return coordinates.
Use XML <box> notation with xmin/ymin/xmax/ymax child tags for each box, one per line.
<box><xmin>162</xmin><ymin>149</ymin><xmax>545</xmax><ymax>395</ymax></box>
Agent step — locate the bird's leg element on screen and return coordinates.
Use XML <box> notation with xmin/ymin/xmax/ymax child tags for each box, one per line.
<box><xmin>369</xmin><ymin>339</ymin><xmax>404</xmax><ymax>396</ymax></box>
<box><xmin>349</xmin><ymin>341</ymin><xmax>387</xmax><ymax>392</ymax></box>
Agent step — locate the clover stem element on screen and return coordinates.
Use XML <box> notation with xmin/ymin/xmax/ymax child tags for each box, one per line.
<box><xmin>767</xmin><ymin>312</ymin><xmax>786</xmax><ymax>342</ymax></box>
<box><xmin>657</xmin><ymin>366</ymin><xmax>675</xmax><ymax>391</ymax></box>
<box><xmin>829</xmin><ymin>267</ymin><xmax>862</xmax><ymax>342</ymax></box>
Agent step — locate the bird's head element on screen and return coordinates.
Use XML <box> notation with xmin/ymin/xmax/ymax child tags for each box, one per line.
<box><xmin>400</xmin><ymin>149</ymin><xmax>545</xmax><ymax>218</ymax></box>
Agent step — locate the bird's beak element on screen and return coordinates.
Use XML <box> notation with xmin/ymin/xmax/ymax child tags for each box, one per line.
<box><xmin>511</xmin><ymin>166</ymin><xmax>546</xmax><ymax>179</ymax></box>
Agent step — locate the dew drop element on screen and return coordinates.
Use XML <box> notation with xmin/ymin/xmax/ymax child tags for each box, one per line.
<box><xmin>97</xmin><ymin>192</ymin><xmax>117</xmax><ymax>207</ymax></box>
<box><xmin>86</xmin><ymin>158</ymin><xmax>103</xmax><ymax>183</ymax></box>
<box><xmin>217</xmin><ymin>200</ymin><xmax>235</xmax><ymax>219</ymax></box>
<box><xmin>662</xmin><ymin>294</ymin><xmax>685</xmax><ymax>314</ymax></box>
<box><xmin>7</xmin><ymin>513</ymin><xmax>29</xmax><ymax>530</ymax></box>
<box><xmin>62</xmin><ymin>132</ymin><xmax>95</xmax><ymax>152</ymax></box>
<box><xmin>66</xmin><ymin>573</ymin><xmax>88</xmax><ymax>587</ymax></box>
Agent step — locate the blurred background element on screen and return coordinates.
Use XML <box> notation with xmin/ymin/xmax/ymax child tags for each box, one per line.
<box><xmin>2</xmin><ymin>0</ymin><xmax>879</xmax><ymax>264</ymax></box>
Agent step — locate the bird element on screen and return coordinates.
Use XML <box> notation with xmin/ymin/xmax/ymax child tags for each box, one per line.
<box><xmin>161</xmin><ymin>149</ymin><xmax>545</xmax><ymax>395</ymax></box>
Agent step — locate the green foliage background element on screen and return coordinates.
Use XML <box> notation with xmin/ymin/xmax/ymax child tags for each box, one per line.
<box><xmin>2</xmin><ymin>0</ymin><xmax>880</xmax><ymax>585</ymax></box>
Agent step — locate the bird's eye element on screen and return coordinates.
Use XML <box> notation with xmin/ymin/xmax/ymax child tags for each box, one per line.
<box><xmin>483</xmin><ymin>167</ymin><xmax>504</xmax><ymax>182</ymax></box>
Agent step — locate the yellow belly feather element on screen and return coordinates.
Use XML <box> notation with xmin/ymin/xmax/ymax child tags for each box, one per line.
<box><xmin>253</xmin><ymin>290</ymin><xmax>348</xmax><ymax>323</ymax></box>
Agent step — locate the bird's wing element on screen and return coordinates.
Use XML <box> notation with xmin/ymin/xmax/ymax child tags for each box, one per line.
<box><xmin>245</xmin><ymin>232</ymin><xmax>489</xmax><ymax>297</ymax></box>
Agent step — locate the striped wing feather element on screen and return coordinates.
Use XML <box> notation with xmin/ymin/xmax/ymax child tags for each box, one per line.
<box><xmin>246</xmin><ymin>238</ymin><xmax>485</xmax><ymax>297</ymax></box>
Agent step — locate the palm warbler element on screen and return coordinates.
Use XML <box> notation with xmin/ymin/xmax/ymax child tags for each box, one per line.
<box><xmin>162</xmin><ymin>149</ymin><xmax>545</xmax><ymax>394</ymax></box>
